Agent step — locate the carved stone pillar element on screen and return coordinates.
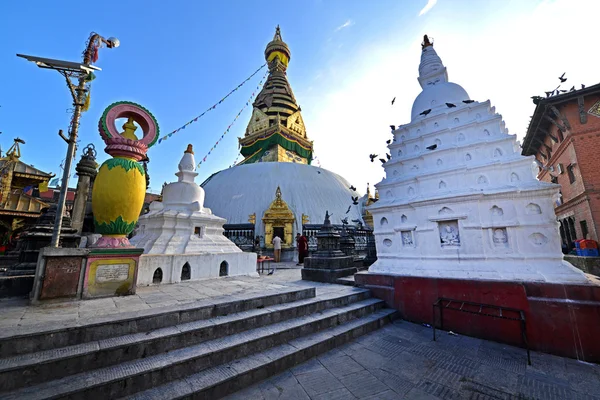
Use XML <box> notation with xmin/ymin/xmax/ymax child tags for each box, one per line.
<box><xmin>72</xmin><ymin>144</ymin><xmax>98</xmax><ymax>234</ymax></box>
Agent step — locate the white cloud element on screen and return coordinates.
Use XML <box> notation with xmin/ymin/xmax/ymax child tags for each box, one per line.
<box><xmin>335</xmin><ymin>20</ymin><xmax>354</xmax><ymax>32</ymax></box>
<box><xmin>419</xmin><ymin>0</ymin><xmax>438</xmax><ymax>16</ymax></box>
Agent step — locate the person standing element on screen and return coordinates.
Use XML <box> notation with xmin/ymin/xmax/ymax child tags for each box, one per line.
<box><xmin>272</xmin><ymin>235</ymin><xmax>282</xmax><ymax>262</ymax></box>
<box><xmin>297</xmin><ymin>234</ymin><xmax>308</xmax><ymax>266</ymax></box>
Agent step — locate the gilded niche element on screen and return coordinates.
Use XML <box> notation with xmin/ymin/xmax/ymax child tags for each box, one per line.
<box><xmin>262</xmin><ymin>186</ymin><xmax>295</xmax><ymax>248</ymax></box>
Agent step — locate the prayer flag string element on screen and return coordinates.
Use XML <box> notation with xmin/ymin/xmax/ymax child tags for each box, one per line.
<box><xmin>197</xmin><ymin>70</ymin><xmax>269</xmax><ymax>168</ymax></box>
<box><xmin>157</xmin><ymin>63</ymin><xmax>266</xmax><ymax>144</ymax></box>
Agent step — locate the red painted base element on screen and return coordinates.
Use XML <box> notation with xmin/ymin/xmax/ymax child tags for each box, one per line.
<box><xmin>355</xmin><ymin>272</ymin><xmax>600</xmax><ymax>363</ymax></box>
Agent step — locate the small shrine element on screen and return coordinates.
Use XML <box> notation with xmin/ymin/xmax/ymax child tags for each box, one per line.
<box><xmin>302</xmin><ymin>211</ymin><xmax>356</xmax><ymax>283</ymax></box>
<box><xmin>130</xmin><ymin>145</ymin><xmax>257</xmax><ymax>285</ymax></box>
<box><xmin>262</xmin><ymin>186</ymin><xmax>295</xmax><ymax>249</ymax></box>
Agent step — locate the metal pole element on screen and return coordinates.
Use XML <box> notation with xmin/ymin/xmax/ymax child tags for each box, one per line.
<box><xmin>50</xmin><ymin>34</ymin><xmax>99</xmax><ymax>247</ymax></box>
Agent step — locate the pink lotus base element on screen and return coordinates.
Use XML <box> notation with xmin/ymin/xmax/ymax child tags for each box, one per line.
<box><xmin>93</xmin><ymin>236</ymin><xmax>133</xmax><ymax>248</ymax></box>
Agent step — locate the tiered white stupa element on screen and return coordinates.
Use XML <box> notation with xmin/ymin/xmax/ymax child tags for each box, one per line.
<box><xmin>368</xmin><ymin>36</ymin><xmax>586</xmax><ymax>283</ymax></box>
<box><xmin>131</xmin><ymin>145</ymin><xmax>257</xmax><ymax>285</ymax></box>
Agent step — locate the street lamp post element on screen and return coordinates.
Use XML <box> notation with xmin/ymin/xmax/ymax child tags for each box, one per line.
<box><xmin>18</xmin><ymin>33</ymin><xmax>119</xmax><ymax>247</ymax></box>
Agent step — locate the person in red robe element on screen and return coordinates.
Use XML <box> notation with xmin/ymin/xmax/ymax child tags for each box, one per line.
<box><xmin>297</xmin><ymin>234</ymin><xmax>309</xmax><ymax>266</ymax></box>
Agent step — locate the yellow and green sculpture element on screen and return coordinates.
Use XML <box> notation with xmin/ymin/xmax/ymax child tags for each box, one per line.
<box><xmin>92</xmin><ymin>101</ymin><xmax>159</xmax><ymax>247</ymax></box>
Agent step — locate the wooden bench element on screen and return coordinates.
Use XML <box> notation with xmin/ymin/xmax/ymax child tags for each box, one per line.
<box><xmin>432</xmin><ymin>297</ymin><xmax>531</xmax><ymax>365</ymax></box>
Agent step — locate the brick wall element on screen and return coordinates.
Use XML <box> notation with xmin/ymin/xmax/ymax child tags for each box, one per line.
<box><xmin>535</xmin><ymin>93</ymin><xmax>600</xmax><ymax>241</ymax></box>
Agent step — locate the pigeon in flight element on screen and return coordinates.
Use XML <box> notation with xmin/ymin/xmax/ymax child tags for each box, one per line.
<box><xmin>446</xmin><ymin>103</ymin><xmax>456</xmax><ymax>108</ymax></box>
<box><xmin>426</xmin><ymin>144</ymin><xmax>437</xmax><ymax>151</ymax></box>
<box><xmin>346</xmin><ymin>205</ymin><xmax>351</xmax><ymax>214</ymax></box>
<box><xmin>369</xmin><ymin>154</ymin><xmax>378</xmax><ymax>162</ymax></box>
<box><xmin>545</xmin><ymin>91</ymin><xmax>553</xmax><ymax>97</ymax></box>
<box><xmin>569</xmin><ymin>86</ymin><xmax>575</xmax><ymax>92</ymax></box>
<box><xmin>390</xmin><ymin>125</ymin><xmax>396</xmax><ymax>131</ymax></box>
<box><xmin>391</xmin><ymin>97</ymin><xmax>396</xmax><ymax>105</ymax></box>
<box><xmin>558</xmin><ymin>72</ymin><xmax>567</xmax><ymax>83</ymax></box>
<box><xmin>386</xmin><ymin>139</ymin><xmax>391</xmax><ymax>144</ymax></box>
<box><xmin>420</xmin><ymin>109</ymin><xmax>432</xmax><ymax>116</ymax></box>
<box><xmin>351</xmin><ymin>196</ymin><xmax>359</xmax><ymax>205</ymax></box>
<box><xmin>386</xmin><ymin>153</ymin><xmax>391</xmax><ymax>160</ymax></box>
<box><xmin>349</xmin><ymin>185</ymin><xmax>356</xmax><ymax>191</ymax></box>
<box><xmin>462</xmin><ymin>100</ymin><xmax>475</xmax><ymax>104</ymax></box>
<box><xmin>379</xmin><ymin>158</ymin><xmax>387</xmax><ymax>164</ymax></box>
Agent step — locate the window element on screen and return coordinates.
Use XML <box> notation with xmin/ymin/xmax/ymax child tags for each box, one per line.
<box><xmin>567</xmin><ymin>164</ymin><xmax>576</xmax><ymax>184</ymax></box>
<box><xmin>550</xmin><ymin>176</ymin><xmax>558</xmax><ymax>184</ymax></box>
<box><xmin>580</xmin><ymin>220</ymin><xmax>589</xmax><ymax>239</ymax></box>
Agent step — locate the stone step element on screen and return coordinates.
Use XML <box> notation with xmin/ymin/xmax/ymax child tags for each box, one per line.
<box><xmin>0</xmin><ymin>286</ymin><xmax>315</xmax><ymax>358</ymax></box>
<box><xmin>0</xmin><ymin>288</ymin><xmax>371</xmax><ymax>391</ymax></box>
<box><xmin>336</xmin><ymin>275</ymin><xmax>356</xmax><ymax>286</ymax></box>
<box><xmin>123</xmin><ymin>309</ymin><xmax>397</xmax><ymax>400</ymax></box>
<box><xmin>0</xmin><ymin>298</ymin><xmax>389</xmax><ymax>400</ymax></box>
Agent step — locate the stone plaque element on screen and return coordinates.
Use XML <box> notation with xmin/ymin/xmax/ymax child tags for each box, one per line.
<box><xmin>96</xmin><ymin>263</ymin><xmax>130</xmax><ymax>283</ymax></box>
<box><xmin>40</xmin><ymin>257</ymin><xmax>83</xmax><ymax>300</ymax></box>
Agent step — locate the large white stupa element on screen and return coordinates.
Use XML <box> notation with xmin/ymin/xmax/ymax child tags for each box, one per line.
<box><xmin>368</xmin><ymin>35</ymin><xmax>586</xmax><ymax>283</ymax></box>
<box><xmin>131</xmin><ymin>145</ymin><xmax>257</xmax><ymax>285</ymax></box>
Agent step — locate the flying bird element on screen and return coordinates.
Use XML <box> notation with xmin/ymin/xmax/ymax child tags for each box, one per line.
<box><xmin>341</xmin><ymin>217</ymin><xmax>348</xmax><ymax>225</ymax></box>
<box><xmin>420</xmin><ymin>109</ymin><xmax>432</xmax><ymax>116</ymax></box>
<box><xmin>559</xmin><ymin>90</ymin><xmax>567</xmax><ymax>93</ymax></box>
<box><xmin>390</xmin><ymin>125</ymin><xmax>396</xmax><ymax>131</ymax></box>
<box><xmin>379</xmin><ymin>158</ymin><xmax>386</xmax><ymax>164</ymax></box>
<box><xmin>369</xmin><ymin>154</ymin><xmax>378</xmax><ymax>162</ymax></box>
<box><xmin>346</xmin><ymin>205</ymin><xmax>351</xmax><ymax>214</ymax></box>
<box><xmin>462</xmin><ymin>100</ymin><xmax>475</xmax><ymax>104</ymax></box>
<box><xmin>391</xmin><ymin>97</ymin><xmax>396</xmax><ymax>105</ymax></box>
<box><xmin>386</xmin><ymin>153</ymin><xmax>391</xmax><ymax>160</ymax></box>
<box><xmin>558</xmin><ymin>72</ymin><xmax>567</xmax><ymax>83</ymax></box>
<box><xmin>569</xmin><ymin>86</ymin><xmax>575</xmax><ymax>92</ymax></box>
<box><xmin>386</xmin><ymin>139</ymin><xmax>391</xmax><ymax>144</ymax></box>
<box><xmin>349</xmin><ymin>185</ymin><xmax>356</xmax><ymax>191</ymax></box>
<box><xmin>445</xmin><ymin>103</ymin><xmax>456</xmax><ymax>108</ymax></box>
<box><xmin>351</xmin><ymin>196</ymin><xmax>359</xmax><ymax>205</ymax></box>
<box><xmin>545</xmin><ymin>91</ymin><xmax>553</xmax><ymax>98</ymax></box>
<box><xmin>426</xmin><ymin>144</ymin><xmax>437</xmax><ymax>151</ymax></box>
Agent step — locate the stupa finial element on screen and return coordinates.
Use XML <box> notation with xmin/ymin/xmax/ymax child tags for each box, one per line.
<box><xmin>422</xmin><ymin>35</ymin><xmax>433</xmax><ymax>49</ymax></box>
<box><xmin>274</xmin><ymin>25</ymin><xmax>282</xmax><ymax>41</ymax></box>
<box><xmin>185</xmin><ymin>144</ymin><xmax>194</xmax><ymax>154</ymax></box>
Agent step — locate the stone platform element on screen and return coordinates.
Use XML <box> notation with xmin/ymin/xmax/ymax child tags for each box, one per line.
<box><xmin>355</xmin><ymin>271</ymin><xmax>600</xmax><ymax>363</ymax></box>
<box><xmin>227</xmin><ymin>319</ymin><xmax>600</xmax><ymax>400</ymax></box>
<box><xmin>0</xmin><ymin>270</ymin><xmax>396</xmax><ymax>399</ymax></box>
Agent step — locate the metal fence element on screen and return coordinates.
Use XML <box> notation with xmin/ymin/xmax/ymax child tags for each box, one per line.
<box><xmin>223</xmin><ymin>223</ymin><xmax>255</xmax><ymax>252</ymax></box>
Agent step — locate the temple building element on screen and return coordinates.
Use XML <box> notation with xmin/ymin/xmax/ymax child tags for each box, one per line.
<box><xmin>0</xmin><ymin>139</ymin><xmax>52</xmax><ymax>242</ymax></box>
<box><xmin>202</xmin><ymin>27</ymin><xmax>363</xmax><ymax>258</ymax></box>
<box><xmin>366</xmin><ymin>35</ymin><xmax>586</xmax><ymax>283</ymax></box>
<box><xmin>522</xmin><ymin>82</ymin><xmax>600</xmax><ymax>244</ymax></box>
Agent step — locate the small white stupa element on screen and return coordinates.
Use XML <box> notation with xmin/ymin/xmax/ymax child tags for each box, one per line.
<box><xmin>368</xmin><ymin>35</ymin><xmax>586</xmax><ymax>283</ymax></box>
<box><xmin>131</xmin><ymin>145</ymin><xmax>257</xmax><ymax>285</ymax></box>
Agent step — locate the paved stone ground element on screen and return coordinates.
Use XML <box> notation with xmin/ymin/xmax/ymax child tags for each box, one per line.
<box><xmin>225</xmin><ymin>320</ymin><xmax>600</xmax><ymax>400</ymax></box>
<box><xmin>0</xmin><ymin>267</ymin><xmax>305</xmax><ymax>335</ymax></box>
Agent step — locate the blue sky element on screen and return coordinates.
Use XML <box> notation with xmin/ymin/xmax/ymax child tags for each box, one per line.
<box><xmin>1</xmin><ymin>0</ymin><xmax>598</xmax><ymax>195</ymax></box>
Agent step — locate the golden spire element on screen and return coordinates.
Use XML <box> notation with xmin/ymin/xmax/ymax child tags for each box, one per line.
<box><xmin>422</xmin><ymin>35</ymin><xmax>433</xmax><ymax>49</ymax></box>
<box><xmin>185</xmin><ymin>144</ymin><xmax>194</xmax><ymax>154</ymax></box>
<box><xmin>273</xmin><ymin>25</ymin><xmax>282</xmax><ymax>41</ymax></box>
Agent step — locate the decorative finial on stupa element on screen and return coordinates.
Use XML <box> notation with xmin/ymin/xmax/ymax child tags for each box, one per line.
<box><xmin>422</xmin><ymin>35</ymin><xmax>433</xmax><ymax>49</ymax></box>
<box><xmin>265</xmin><ymin>25</ymin><xmax>291</xmax><ymax>69</ymax></box>
<box><xmin>275</xmin><ymin>186</ymin><xmax>282</xmax><ymax>199</ymax></box>
<box><xmin>121</xmin><ymin>117</ymin><xmax>139</xmax><ymax>140</ymax></box>
<box><xmin>185</xmin><ymin>144</ymin><xmax>194</xmax><ymax>154</ymax></box>
<box><xmin>274</xmin><ymin>25</ymin><xmax>282</xmax><ymax>41</ymax></box>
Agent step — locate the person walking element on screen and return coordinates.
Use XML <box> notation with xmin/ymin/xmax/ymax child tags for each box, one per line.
<box><xmin>297</xmin><ymin>234</ymin><xmax>308</xmax><ymax>266</ymax></box>
<box><xmin>272</xmin><ymin>235</ymin><xmax>282</xmax><ymax>263</ymax></box>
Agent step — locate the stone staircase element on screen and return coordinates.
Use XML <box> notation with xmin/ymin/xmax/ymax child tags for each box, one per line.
<box><xmin>0</xmin><ymin>285</ymin><xmax>396</xmax><ymax>399</ymax></box>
